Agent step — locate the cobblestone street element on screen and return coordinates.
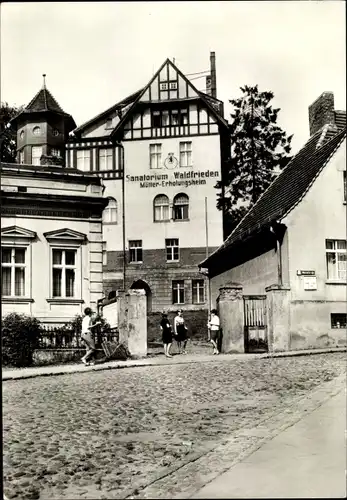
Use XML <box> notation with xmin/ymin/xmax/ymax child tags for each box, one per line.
<box><xmin>3</xmin><ymin>352</ymin><xmax>346</xmax><ymax>500</ymax></box>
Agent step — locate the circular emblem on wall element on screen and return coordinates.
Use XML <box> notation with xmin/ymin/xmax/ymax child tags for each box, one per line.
<box><xmin>164</xmin><ymin>153</ymin><xmax>178</xmax><ymax>169</ymax></box>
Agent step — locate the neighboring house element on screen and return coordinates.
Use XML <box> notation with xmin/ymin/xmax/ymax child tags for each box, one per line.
<box><xmin>1</xmin><ymin>80</ymin><xmax>108</xmax><ymax>325</ymax></box>
<box><xmin>67</xmin><ymin>53</ymin><xmax>229</xmax><ymax>313</ymax></box>
<box><xmin>200</xmin><ymin>92</ymin><xmax>346</xmax><ymax>350</ymax></box>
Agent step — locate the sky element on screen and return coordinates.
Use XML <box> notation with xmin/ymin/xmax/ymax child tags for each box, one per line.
<box><xmin>1</xmin><ymin>1</ymin><xmax>345</xmax><ymax>154</ymax></box>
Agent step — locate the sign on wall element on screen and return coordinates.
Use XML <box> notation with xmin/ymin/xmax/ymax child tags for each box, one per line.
<box><xmin>126</xmin><ymin>169</ymin><xmax>220</xmax><ymax>188</ymax></box>
<box><xmin>303</xmin><ymin>276</ymin><xmax>317</xmax><ymax>290</ymax></box>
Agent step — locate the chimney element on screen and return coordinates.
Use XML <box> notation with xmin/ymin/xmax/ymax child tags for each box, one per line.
<box><xmin>308</xmin><ymin>92</ymin><xmax>336</xmax><ymax>136</ymax></box>
<box><xmin>210</xmin><ymin>51</ymin><xmax>217</xmax><ymax>98</ymax></box>
<box><xmin>206</xmin><ymin>75</ymin><xmax>212</xmax><ymax>96</ymax></box>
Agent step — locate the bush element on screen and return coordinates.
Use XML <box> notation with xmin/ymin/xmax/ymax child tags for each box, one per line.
<box><xmin>2</xmin><ymin>313</ymin><xmax>42</xmax><ymax>367</ymax></box>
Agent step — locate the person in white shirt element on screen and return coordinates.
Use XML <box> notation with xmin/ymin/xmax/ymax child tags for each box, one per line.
<box><xmin>81</xmin><ymin>307</ymin><xmax>100</xmax><ymax>366</ymax></box>
<box><xmin>207</xmin><ymin>309</ymin><xmax>220</xmax><ymax>355</ymax></box>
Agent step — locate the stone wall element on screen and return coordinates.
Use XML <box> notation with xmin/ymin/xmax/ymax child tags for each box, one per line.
<box><xmin>147</xmin><ymin>309</ymin><xmax>208</xmax><ymax>342</ymax></box>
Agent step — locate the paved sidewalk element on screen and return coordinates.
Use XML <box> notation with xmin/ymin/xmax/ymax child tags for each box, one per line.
<box><xmin>191</xmin><ymin>387</ymin><xmax>347</xmax><ymax>499</ymax></box>
<box><xmin>2</xmin><ymin>347</ymin><xmax>345</xmax><ymax>381</ymax></box>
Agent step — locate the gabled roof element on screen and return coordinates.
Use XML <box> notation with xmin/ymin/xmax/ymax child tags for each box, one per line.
<box><xmin>72</xmin><ymin>88</ymin><xmax>143</xmax><ymax>135</ymax></box>
<box><xmin>201</xmin><ymin>125</ymin><xmax>346</xmax><ymax>270</ymax></box>
<box><xmin>72</xmin><ymin>58</ymin><xmax>228</xmax><ymax>140</ymax></box>
<box><xmin>110</xmin><ymin>58</ymin><xmax>228</xmax><ymax>139</ymax></box>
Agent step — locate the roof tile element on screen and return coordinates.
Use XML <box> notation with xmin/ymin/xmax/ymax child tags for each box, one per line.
<box><xmin>202</xmin><ymin>125</ymin><xmax>346</xmax><ymax>268</ymax></box>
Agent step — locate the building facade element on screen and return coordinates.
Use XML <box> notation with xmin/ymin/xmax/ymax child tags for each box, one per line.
<box><xmin>67</xmin><ymin>54</ymin><xmax>229</xmax><ymax>312</ymax></box>
<box><xmin>201</xmin><ymin>92</ymin><xmax>346</xmax><ymax>350</ymax></box>
<box><xmin>1</xmin><ymin>81</ymin><xmax>107</xmax><ymax>325</ymax></box>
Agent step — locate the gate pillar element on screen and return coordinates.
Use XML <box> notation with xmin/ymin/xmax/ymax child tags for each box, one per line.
<box><xmin>117</xmin><ymin>289</ymin><xmax>147</xmax><ymax>358</ymax></box>
<box><xmin>217</xmin><ymin>282</ymin><xmax>245</xmax><ymax>353</ymax></box>
<box><xmin>265</xmin><ymin>284</ymin><xmax>291</xmax><ymax>352</ymax></box>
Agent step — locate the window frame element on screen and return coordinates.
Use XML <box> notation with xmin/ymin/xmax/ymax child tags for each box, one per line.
<box><xmin>103</xmin><ymin>197</ymin><xmax>118</xmax><ymax>224</ymax></box>
<box><xmin>326</xmin><ymin>239</ymin><xmax>347</xmax><ymax>281</ymax></box>
<box><xmin>192</xmin><ymin>279</ymin><xmax>205</xmax><ymax>304</ymax></box>
<box><xmin>173</xmin><ymin>193</ymin><xmax>189</xmax><ymax>221</ymax></box>
<box><xmin>98</xmin><ymin>147</ymin><xmax>113</xmax><ymax>171</ymax></box>
<box><xmin>50</xmin><ymin>247</ymin><xmax>79</xmax><ymax>299</ymax></box>
<box><xmin>166</xmin><ymin>238</ymin><xmax>179</xmax><ymax>262</ymax></box>
<box><xmin>153</xmin><ymin>194</ymin><xmax>170</xmax><ymax>222</ymax></box>
<box><xmin>129</xmin><ymin>240</ymin><xmax>143</xmax><ymax>263</ymax></box>
<box><xmin>51</xmin><ymin>148</ymin><xmax>61</xmax><ymax>157</ymax></box>
<box><xmin>32</xmin><ymin>146</ymin><xmax>42</xmax><ymax>166</ymax></box>
<box><xmin>1</xmin><ymin>246</ymin><xmax>28</xmax><ymax>298</ymax></box>
<box><xmin>19</xmin><ymin>150</ymin><xmax>24</xmax><ymax>164</ymax></box>
<box><xmin>331</xmin><ymin>313</ymin><xmax>347</xmax><ymax>329</ymax></box>
<box><xmin>172</xmin><ymin>280</ymin><xmax>185</xmax><ymax>304</ymax></box>
<box><xmin>179</xmin><ymin>141</ymin><xmax>192</xmax><ymax>167</ymax></box>
<box><xmin>76</xmin><ymin>149</ymin><xmax>91</xmax><ymax>171</ymax></box>
<box><xmin>180</xmin><ymin>109</ymin><xmax>188</xmax><ymax>126</ymax></box>
<box><xmin>149</xmin><ymin>143</ymin><xmax>162</xmax><ymax>169</ymax></box>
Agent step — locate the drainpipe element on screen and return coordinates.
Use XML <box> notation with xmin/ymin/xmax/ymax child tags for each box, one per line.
<box><xmin>114</xmin><ymin>142</ymin><xmax>126</xmax><ymax>290</ymax></box>
<box><xmin>204</xmin><ymin>197</ymin><xmax>211</xmax><ymax>320</ymax></box>
<box><xmin>270</xmin><ymin>224</ymin><xmax>283</xmax><ymax>287</ymax></box>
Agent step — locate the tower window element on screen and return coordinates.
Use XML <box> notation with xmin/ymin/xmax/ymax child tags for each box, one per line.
<box><xmin>20</xmin><ymin>130</ymin><xmax>24</xmax><ymax>139</ymax></box>
<box><xmin>32</xmin><ymin>146</ymin><xmax>42</xmax><ymax>166</ymax></box>
<box><xmin>53</xmin><ymin>129</ymin><xmax>60</xmax><ymax>136</ymax></box>
<box><xmin>33</xmin><ymin>126</ymin><xmax>41</xmax><ymax>135</ymax></box>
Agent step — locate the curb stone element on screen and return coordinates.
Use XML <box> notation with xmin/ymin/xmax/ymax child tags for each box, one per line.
<box><xmin>124</xmin><ymin>374</ymin><xmax>346</xmax><ymax>499</ymax></box>
<box><xmin>2</xmin><ymin>347</ymin><xmax>346</xmax><ymax>382</ymax></box>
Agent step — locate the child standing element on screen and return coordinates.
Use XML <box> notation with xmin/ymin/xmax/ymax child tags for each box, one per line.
<box><xmin>208</xmin><ymin>309</ymin><xmax>220</xmax><ymax>355</ymax></box>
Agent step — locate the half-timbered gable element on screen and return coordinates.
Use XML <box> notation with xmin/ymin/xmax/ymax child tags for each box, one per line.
<box><xmin>67</xmin><ymin>58</ymin><xmax>228</xmax><ymax>177</ymax></box>
<box><xmin>66</xmin><ymin>53</ymin><xmax>228</xmax><ymax>317</ymax></box>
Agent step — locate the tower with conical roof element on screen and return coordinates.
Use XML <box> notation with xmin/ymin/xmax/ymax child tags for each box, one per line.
<box><xmin>11</xmin><ymin>75</ymin><xmax>76</xmax><ymax>166</ymax></box>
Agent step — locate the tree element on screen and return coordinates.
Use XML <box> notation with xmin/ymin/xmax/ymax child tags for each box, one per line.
<box><xmin>216</xmin><ymin>85</ymin><xmax>293</xmax><ymax>237</ymax></box>
<box><xmin>0</xmin><ymin>102</ymin><xmax>23</xmax><ymax>163</ymax></box>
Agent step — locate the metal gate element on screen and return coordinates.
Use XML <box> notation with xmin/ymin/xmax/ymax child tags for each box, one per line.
<box><xmin>243</xmin><ymin>295</ymin><xmax>268</xmax><ymax>353</ymax></box>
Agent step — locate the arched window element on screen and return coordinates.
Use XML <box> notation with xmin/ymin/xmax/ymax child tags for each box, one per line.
<box><xmin>103</xmin><ymin>198</ymin><xmax>118</xmax><ymax>224</ymax></box>
<box><xmin>154</xmin><ymin>194</ymin><xmax>170</xmax><ymax>222</ymax></box>
<box><xmin>173</xmin><ymin>193</ymin><xmax>189</xmax><ymax>220</ymax></box>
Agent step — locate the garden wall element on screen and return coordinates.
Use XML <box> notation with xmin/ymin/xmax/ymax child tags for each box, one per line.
<box><xmin>147</xmin><ymin>309</ymin><xmax>208</xmax><ymax>343</ymax></box>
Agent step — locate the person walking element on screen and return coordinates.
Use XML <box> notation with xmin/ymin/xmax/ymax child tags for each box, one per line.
<box><xmin>208</xmin><ymin>309</ymin><xmax>220</xmax><ymax>355</ymax></box>
<box><xmin>81</xmin><ymin>307</ymin><xmax>100</xmax><ymax>366</ymax></box>
<box><xmin>160</xmin><ymin>313</ymin><xmax>173</xmax><ymax>358</ymax></box>
<box><xmin>174</xmin><ymin>310</ymin><xmax>188</xmax><ymax>354</ymax></box>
